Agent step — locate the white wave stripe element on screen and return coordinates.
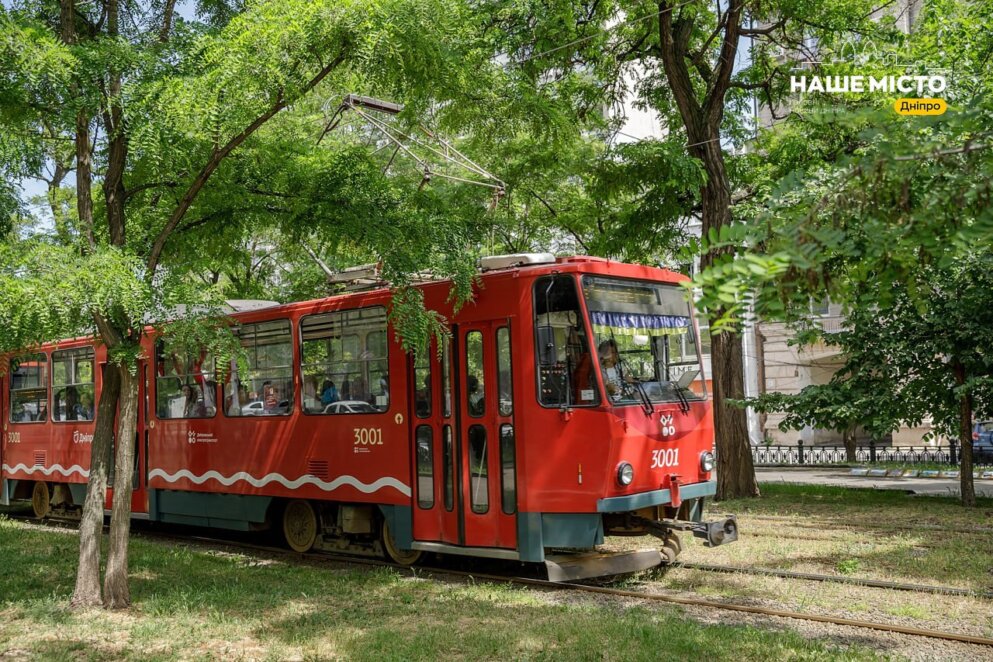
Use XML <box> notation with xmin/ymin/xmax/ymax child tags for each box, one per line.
<box><xmin>2</xmin><ymin>463</ymin><xmax>90</xmax><ymax>478</ymax></box>
<box><xmin>148</xmin><ymin>468</ymin><xmax>412</xmax><ymax>497</ymax></box>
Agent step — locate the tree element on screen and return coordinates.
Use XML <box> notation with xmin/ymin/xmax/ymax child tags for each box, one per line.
<box><xmin>1</xmin><ymin>0</ymin><xmax>491</xmax><ymax>608</ymax></box>
<box><xmin>473</xmin><ymin>0</ymin><xmax>890</xmax><ymax>498</ymax></box>
<box><xmin>690</xmin><ymin>0</ymin><xmax>993</xmax><ymax>506</ymax></box>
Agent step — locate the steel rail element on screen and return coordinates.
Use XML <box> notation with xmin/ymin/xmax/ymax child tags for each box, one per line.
<box><xmin>9</xmin><ymin>515</ymin><xmax>993</xmax><ymax>648</ymax></box>
<box><xmin>712</xmin><ymin>514</ymin><xmax>993</xmax><ymax>535</ymax></box>
<box><xmin>670</xmin><ymin>561</ymin><xmax>993</xmax><ymax>599</ymax></box>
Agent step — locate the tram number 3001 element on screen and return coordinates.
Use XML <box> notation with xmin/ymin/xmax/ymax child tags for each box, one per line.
<box><xmin>354</xmin><ymin>428</ymin><xmax>383</xmax><ymax>445</ymax></box>
<box><xmin>650</xmin><ymin>448</ymin><xmax>679</xmax><ymax>469</ymax></box>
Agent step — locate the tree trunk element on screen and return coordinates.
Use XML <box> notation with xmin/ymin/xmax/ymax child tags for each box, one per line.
<box><xmin>103</xmin><ymin>363</ymin><xmax>139</xmax><ymax>608</ymax></box>
<box><xmin>75</xmin><ymin>111</ymin><xmax>94</xmax><ymax>248</ymax></box>
<box><xmin>696</xmin><ymin>139</ymin><xmax>759</xmax><ymax>500</ymax></box>
<box><xmin>843</xmin><ymin>427</ymin><xmax>857</xmax><ymax>463</ymax></box>
<box><xmin>952</xmin><ymin>359</ymin><xmax>976</xmax><ymax>507</ymax></box>
<box><xmin>711</xmin><ymin>330</ymin><xmax>759</xmax><ymax>499</ymax></box>
<box><xmin>70</xmin><ymin>363</ymin><xmax>120</xmax><ymax>608</ymax></box>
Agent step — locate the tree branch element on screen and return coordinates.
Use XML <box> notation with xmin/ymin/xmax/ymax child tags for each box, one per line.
<box><xmin>740</xmin><ymin>19</ymin><xmax>786</xmax><ymax>37</ymax></box>
<box><xmin>145</xmin><ymin>50</ymin><xmax>349</xmax><ymax>276</ymax></box>
<box><xmin>704</xmin><ymin>0</ymin><xmax>743</xmax><ymax>127</ymax></box>
<box><xmin>159</xmin><ymin>0</ymin><xmax>177</xmax><ymax>43</ymax></box>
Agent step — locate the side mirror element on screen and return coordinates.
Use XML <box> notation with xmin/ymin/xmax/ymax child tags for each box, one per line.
<box><xmin>537</xmin><ymin>325</ymin><xmax>557</xmax><ymax>367</ymax></box>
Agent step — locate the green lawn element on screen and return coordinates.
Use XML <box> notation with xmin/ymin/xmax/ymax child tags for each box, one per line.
<box><xmin>701</xmin><ymin>483</ymin><xmax>993</xmax><ymax>589</ymax></box>
<box><xmin>0</xmin><ymin>515</ymin><xmax>877</xmax><ymax>661</ymax></box>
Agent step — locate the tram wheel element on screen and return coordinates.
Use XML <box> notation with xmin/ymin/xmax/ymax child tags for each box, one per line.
<box><xmin>282</xmin><ymin>500</ymin><xmax>318</xmax><ymax>553</ymax></box>
<box><xmin>31</xmin><ymin>482</ymin><xmax>51</xmax><ymax>519</ymax></box>
<box><xmin>660</xmin><ymin>533</ymin><xmax>682</xmax><ymax>564</ymax></box>
<box><xmin>382</xmin><ymin>519</ymin><xmax>422</xmax><ymax>566</ymax></box>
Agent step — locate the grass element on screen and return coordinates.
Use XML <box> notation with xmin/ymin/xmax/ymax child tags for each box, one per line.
<box><xmin>0</xmin><ymin>515</ymin><xmax>877</xmax><ymax>661</ymax></box>
<box><xmin>703</xmin><ymin>483</ymin><xmax>993</xmax><ymax>588</ymax></box>
<box><xmin>626</xmin><ymin>483</ymin><xmax>993</xmax><ymax>636</ymax></box>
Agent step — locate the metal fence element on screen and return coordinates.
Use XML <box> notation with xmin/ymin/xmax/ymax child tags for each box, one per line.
<box><xmin>752</xmin><ymin>440</ymin><xmax>991</xmax><ymax>467</ymax></box>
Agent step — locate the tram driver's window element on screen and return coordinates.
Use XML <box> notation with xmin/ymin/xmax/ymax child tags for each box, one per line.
<box><xmin>9</xmin><ymin>353</ymin><xmax>48</xmax><ymax>423</ymax></box>
<box><xmin>52</xmin><ymin>347</ymin><xmax>95</xmax><ymax>421</ymax></box>
<box><xmin>533</xmin><ymin>276</ymin><xmax>598</xmax><ymax>407</ymax></box>
<box><xmin>224</xmin><ymin>320</ymin><xmax>293</xmax><ymax>417</ymax></box>
<box><xmin>300</xmin><ymin>306</ymin><xmax>390</xmax><ymax>414</ymax></box>
<box><xmin>155</xmin><ymin>340</ymin><xmax>217</xmax><ymax>419</ymax></box>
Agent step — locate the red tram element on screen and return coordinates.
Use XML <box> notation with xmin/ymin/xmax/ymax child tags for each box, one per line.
<box><xmin>0</xmin><ymin>254</ymin><xmax>736</xmax><ymax>579</ymax></box>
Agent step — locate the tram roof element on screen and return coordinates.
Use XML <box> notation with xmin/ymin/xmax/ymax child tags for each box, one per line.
<box><xmin>5</xmin><ymin>257</ymin><xmax>689</xmax><ymax>354</ymax></box>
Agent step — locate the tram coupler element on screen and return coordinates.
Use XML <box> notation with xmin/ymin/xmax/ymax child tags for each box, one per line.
<box><xmin>636</xmin><ymin>515</ymin><xmax>739</xmax><ymax>548</ymax></box>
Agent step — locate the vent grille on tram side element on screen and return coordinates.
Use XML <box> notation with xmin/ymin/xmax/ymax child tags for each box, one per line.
<box><xmin>307</xmin><ymin>459</ymin><xmax>330</xmax><ymax>481</ymax></box>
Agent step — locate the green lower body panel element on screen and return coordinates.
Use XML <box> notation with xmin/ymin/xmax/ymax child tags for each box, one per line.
<box><xmin>379</xmin><ymin>505</ymin><xmax>413</xmax><ymax>549</ymax></box>
<box><xmin>517</xmin><ymin>513</ymin><xmax>605</xmax><ymax>563</ymax></box>
<box><xmin>148</xmin><ymin>489</ymin><xmax>272</xmax><ymax>531</ymax></box>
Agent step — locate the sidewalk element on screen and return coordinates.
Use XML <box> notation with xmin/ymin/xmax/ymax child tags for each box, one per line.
<box><xmin>756</xmin><ymin>467</ymin><xmax>993</xmax><ymax>498</ymax></box>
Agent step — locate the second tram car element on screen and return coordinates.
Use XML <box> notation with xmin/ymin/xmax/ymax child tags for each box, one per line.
<box><xmin>0</xmin><ymin>254</ymin><xmax>737</xmax><ymax>579</ymax></box>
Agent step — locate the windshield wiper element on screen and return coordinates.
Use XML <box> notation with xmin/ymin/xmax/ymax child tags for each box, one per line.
<box><xmin>633</xmin><ymin>381</ymin><xmax>655</xmax><ymax>416</ymax></box>
<box><xmin>673</xmin><ymin>383</ymin><xmax>691</xmax><ymax>414</ymax></box>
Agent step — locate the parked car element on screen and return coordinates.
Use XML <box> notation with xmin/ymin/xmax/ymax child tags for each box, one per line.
<box><xmin>972</xmin><ymin>421</ymin><xmax>993</xmax><ymax>464</ymax></box>
<box><xmin>322</xmin><ymin>400</ymin><xmax>379</xmax><ymax>414</ymax></box>
<box><xmin>240</xmin><ymin>400</ymin><xmax>290</xmax><ymax>416</ymax></box>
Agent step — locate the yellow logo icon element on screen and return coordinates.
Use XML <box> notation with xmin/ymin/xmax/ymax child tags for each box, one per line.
<box><xmin>894</xmin><ymin>98</ymin><xmax>947</xmax><ymax>115</ymax></box>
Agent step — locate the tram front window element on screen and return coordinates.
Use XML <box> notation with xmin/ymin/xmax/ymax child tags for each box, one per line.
<box><xmin>582</xmin><ymin>276</ymin><xmax>706</xmax><ymax>405</ymax></box>
<box><xmin>533</xmin><ymin>275</ymin><xmax>598</xmax><ymax>407</ymax></box>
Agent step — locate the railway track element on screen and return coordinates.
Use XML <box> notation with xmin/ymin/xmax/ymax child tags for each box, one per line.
<box><xmin>8</xmin><ymin>514</ymin><xmax>993</xmax><ymax>649</ymax></box>
<box><xmin>669</xmin><ymin>561</ymin><xmax>993</xmax><ymax>599</ymax></box>
<box><xmin>721</xmin><ymin>513</ymin><xmax>993</xmax><ymax>536</ymax></box>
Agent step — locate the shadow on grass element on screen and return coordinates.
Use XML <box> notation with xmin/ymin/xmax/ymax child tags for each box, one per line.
<box><xmin>0</xmin><ymin>516</ymin><xmax>882</xmax><ymax>661</ymax></box>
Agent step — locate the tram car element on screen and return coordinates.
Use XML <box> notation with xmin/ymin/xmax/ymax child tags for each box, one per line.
<box><xmin>1</xmin><ymin>254</ymin><xmax>737</xmax><ymax>580</ymax></box>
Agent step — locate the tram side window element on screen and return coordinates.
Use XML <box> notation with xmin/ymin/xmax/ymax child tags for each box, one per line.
<box><xmin>225</xmin><ymin>320</ymin><xmax>293</xmax><ymax>417</ymax></box>
<box><xmin>416</xmin><ymin>426</ymin><xmax>434</xmax><ymax>509</ymax></box>
<box><xmin>414</xmin><ymin>350</ymin><xmax>431</xmax><ymax>418</ymax></box>
<box><xmin>155</xmin><ymin>341</ymin><xmax>217</xmax><ymax>419</ymax></box>
<box><xmin>300</xmin><ymin>306</ymin><xmax>390</xmax><ymax>414</ymax></box>
<box><xmin>9</xmin><ymin>353</ymin><xmax>48</xmax><ymax>423</ymax></box>
<box><xmin>441</xmin><ymin>338</ymin><xmax>452</xmax><ymax>418</ymax></box>
<box><xmin>533</xmin><ymin>276</ymin><xmax>598</xmax><ymax>407</ymax></box>
<box><xmin>52</xmin><ymin>348</ymin><xmax>95</xmax><ymax>422</ymax></box>
<box><xmin>465</xmin><ymin>331</ymin><xmax>485</xmax><ymax>417</ymax></box>
<box><xmin>496</xmin><ymin>327</ymin><xmax>513</xmax><ymax>416</ymax></box>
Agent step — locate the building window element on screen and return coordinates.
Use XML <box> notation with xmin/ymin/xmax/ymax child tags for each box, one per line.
<box><xmin>155</xmin><ymin>341</ymin><xmax>217</xmax><ymax>419</ymax></box>
<box><xmin>301</xmin><ymin>306</ymin><xmax>390</xmax><ymax>414</ymax></box>
<box><xmin>9</xmin><ymin>353</ymin><xmax>48</xmax><ymax>423</ymax></box>
<box><xmin>224</xmin><ymin>320</ymin><xmax>293</xmax><ymax>417</ymax></box>
<box><xmin>52</xmin><ymin>347</ymin><xmax>95</xmax><ymax>422</ymax></box>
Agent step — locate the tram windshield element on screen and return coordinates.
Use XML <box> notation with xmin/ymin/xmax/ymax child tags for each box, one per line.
<box><xmin>582</xmin><ymin>276</ymin><xmax>706</xmax><ymax>406</ymax></box>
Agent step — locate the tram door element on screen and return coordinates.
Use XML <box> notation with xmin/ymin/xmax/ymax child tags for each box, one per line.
<box><xmin>456</xmin><ymin>322</ymin><xmax>517</xmax><ymax>549</ymax></box>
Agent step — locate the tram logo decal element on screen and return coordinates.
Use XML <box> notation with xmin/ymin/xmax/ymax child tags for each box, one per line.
<box><xmin>147</xmin><ymin>468</ymin><xmax>411</xmax><ymax>497</ymax></box>
<box><xmin>2</xmin><ymin>463</ymin><xmax>89</xmax><ymax>478</ymax></box>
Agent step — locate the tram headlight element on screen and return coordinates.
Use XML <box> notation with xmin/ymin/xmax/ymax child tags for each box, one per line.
<box><xmin>700</xmin><ymin>451</ymin><xmax>715</xmax><ymax>473</ymax></box>
<box><xmin>617</xmin><ymin>462</ymin><xmax>634</xmax><ymax>486</ymax></box>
